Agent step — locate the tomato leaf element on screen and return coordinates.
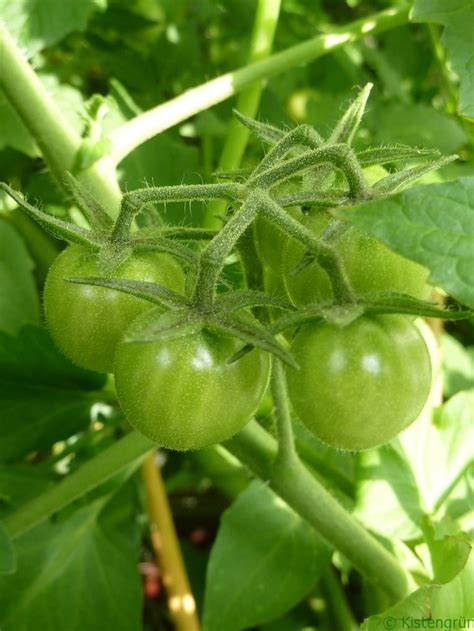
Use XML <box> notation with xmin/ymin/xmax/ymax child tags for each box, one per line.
<box><xmin>0</xmin><ymin>325</ymin><xmax>105</xmax><ymax>463</ymax></box>
<box><xmin>0</xmin><ymin>522</ymin><xmax>15</xmax><ymax>575</ymax></box>
<box><xmin>0</xmin><ymin>220</ymin><xmax>40</xmax><ymax>335</ymax></box>
<box><xmin>336</xmin><ymin>177</ymin><xmax>474</xmax><ymax>308</ymax></box>
<box><xmin>202</xmin><ymin>480</ymin><xmax>331</xmax><ymax>631</ymax></box>
<box><xmin>0</xmin><ymin>481</ymin><xmax>142</xmax><ymax>631</ymax></box>
<box><xmin>421</xmin><ymin>516</ymin><xmax>472</xmax><ymax>584</ymax></box>
<box><xmin>411</xmin><ymin>0</ymin><xmax>474</xmax><ymax>119</ymax></box>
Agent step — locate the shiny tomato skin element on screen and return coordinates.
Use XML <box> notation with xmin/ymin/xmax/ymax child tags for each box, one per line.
<box><xmin>286</xmin><ymin>315</ymin><xmax>432</xmax><ymax>451</ymax></box>
<box><xmin>44</xmin><ymin>245</ymin><xmax>185</xmax><ymax>373</ymax></box>
<box><xmin>282</xmin><ymin>212</ymin><xmax>431</xmax><ymax>307</ymax></box>
<box><xmin>114</xmin><ymin>320</ymin><xmax>271</xmax><ymax>451</ymax></box>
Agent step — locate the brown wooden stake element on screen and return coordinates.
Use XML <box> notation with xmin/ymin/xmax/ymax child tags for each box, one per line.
<box><xmin>141</xmin><ymin>452</ymin><xmax>200</xmax><ymax>631</ymax></box>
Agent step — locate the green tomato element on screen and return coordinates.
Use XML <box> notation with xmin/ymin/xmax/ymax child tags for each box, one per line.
<box><xmin>286</xmin><ymin>315</ymin><xmax>432</xmax><ymax>451</ymax></box>
<box><xmin>114</xmin><ymin>316</ymin><xmax>271</xmax><ymax>450</ymax></box>
<box><xmin>44</xmin><ymin>245</ymin><xmax>185</xmax><ymax>373</ymax></box>
<box><xmin>283</xmin><ymin>212</ymin><xmax>431</xmax><ymax>306</ymax></box>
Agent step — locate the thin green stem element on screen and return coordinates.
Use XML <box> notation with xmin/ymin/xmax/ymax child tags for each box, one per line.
<box><xmin>270</xmin><ymin>358</ymin><xmax>298</xmax><ymax>467</ymax></box>
<box><xmin>0</xmin><ymin>24</ymin><xmax>122</xmax><ymax>217</ymax></box>
<box><xmin>3</xmin><ymin>432</ymin><xmax>154</xmax><ymax>540</ymax></box>
<box><xmin>203</xmin><ymin>0</ymin><xmax>282</xmax><ymax>228</ymax></box>
<box><xmin>321</xmin><ymin>567</ymin><xmax>359</xmax><ymax>631</ymax></box>
<box><xmin>192</xmin><ymin>192</ymin><xmax>263</xmax><ymax>307</ymax></box>
<box><xmin>225</xmin><ymin>421</ymin><xmax>414</xmax><ymax>603</ymax></box>
<box><xmin>109</xmin><ymin>5</ymin><xmax>410</xmax><ymax>165</ymax></box>
<box><xmin>261</xmin><ymin>198</ymin><xmax>355</xmax><ymax>303</ymax></box>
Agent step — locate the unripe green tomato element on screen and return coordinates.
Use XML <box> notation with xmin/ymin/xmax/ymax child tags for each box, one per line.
<box><xmin>286</xmin><ymin>315</ymin><xmax>432</xmax><ymax>451</ymax></box>
<box><xmin>44</xmin><ymin>245</ymin><xmax>185</xmax><ymax>373</ymax></box>
<box><xmin>114</xmin><ymin>317</ymin><xmax>271</xmax><ymax>450</ymax></box>
<box><xmin>283</xmin><ymin>212</ymin><xmax>431</xmax><ymax>306</ymax></box>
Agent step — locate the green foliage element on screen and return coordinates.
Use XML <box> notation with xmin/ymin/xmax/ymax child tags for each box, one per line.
<box><xmin>203</xmin><ymin>481</ymin><xmax>330</xmax><ymax>630</ymax></box>
<box><xmin>337</xmin><ymin>178</ymin><xmax>474</xmax><ymax>308</ymax></box>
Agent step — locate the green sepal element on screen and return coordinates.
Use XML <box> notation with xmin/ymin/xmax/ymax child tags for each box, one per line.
<box><xmin>123</xmin><ymin>308</ymin><xmax>203</xmax><ymax>344</ymax></box>
<box><xmin>372</xmin><ymin>155</ymin><xmax>458</xmax><ymax>196</ymax></box>
<box><xmin>63</xmin><ymin>172</ymin><xmax>113</xmax><ymax>233</ymax></box>
<box><xmin>213</xmin><ymin>167</ymin><xmax>253</xmax><ymax>181</ymax></box>
<box><xmin>233</xmin><ymin>110</ymin><xmax>285</xmax><ymax>145</ymax></box>
<box><xmin>216</xmin><ymin>290</ymin><xmax>295</xmax><ymax>313</ymax></box>
<box><xmin>65</xmin><ymin>276</ymin><xmax>189</xmax><ymax>310</ymax></box>
<box><xmin>275</xmin><ymin>191</ymin><xmax>349</xmax><ymax>209</ymax></box>
<box><xmin>131</xmin><ymin>235</ymin><xmax>198</xmax><ymax>264</ymax></box>
<box><xmin>0</xmin><ymin>183</ymin><xmax>100</xmax><ymax>248</ymax></box>
<box><xmin>212</xmin><ymin>313</ymin><xmax>297</xmax><ymax>368</ymax></box>
<box><xmin>357</xmin><ymin>146</ymin><xmax>441</xmax><ymax>167</ymax></box>
<box><xmin>360</xmin><ymin>292</ymin><xmax>474</xmax><ymax>320</ymax></box>
<box><xmin>329</xmin><ymin>83</ymin><xmax>373</xmax><ymax>145</ymax></box>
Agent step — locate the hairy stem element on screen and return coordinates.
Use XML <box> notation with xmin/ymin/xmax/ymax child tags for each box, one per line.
<box><xmin>109</xmin><ymin>5</ymin><xmax>410</xmax><ymax>164</ymax></box>
<box><xmin>203</xmin><ymin>0</ymin><xmax>282</xmax><ymax>228</ymax></box>
<box><xmin>271</xmin><ymin>358</ymin><xmax>298</xmax><ymax>466</ymax></box>
<box><xmin>0</xmin><ymin>24</ymin><xmax>122</xmax><ymax>216</ymax></box>
<box><xmin>142</xmin><ymin>454</ymin><xmax>200</xmax><ymax>631</ymax></box>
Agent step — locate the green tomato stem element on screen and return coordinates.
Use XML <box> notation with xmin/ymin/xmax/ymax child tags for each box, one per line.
<box><xmin>203</xmin><ymin>0</ymin><xmax>282</xmax><ymax>228</ymax></box>
<box><xmin>225</xmin><ymin>421</ymin><xmax>414</xmax><ymax>603</ymax></box>
<box><xmin>0</xmin><ymin>24</ymin><xmax>122</xmax><ymax>217</ymax></box>
<box><xmin>109</xmin><ymin>5</ymin><xmax>410</xmax><ymax>166</ymax></box>
<box><xmin>3</xmin><ymin>432</ymin><xmax>154</xmax><ymax>540</ymax></box>
<box><xmin>270</xmin><ymin>358</ymin><xmax>298</xmax><ymax>467</ymax></box>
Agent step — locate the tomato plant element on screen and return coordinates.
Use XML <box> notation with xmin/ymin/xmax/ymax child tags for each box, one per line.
<box><xmin>114</xmin><ymin>315</ymin><xmax>270</xmax><ymax>450</ymax></box>
<box><xmin>0</xmin><ymin>2</ymin><xmax>473</xmax><ymax>631</ymax></box>
<box><xmin>44</xmin><ymin>245</ymin><xmax>185</xmax><ymax>373</ymax></box>
<box><xmin>286</xmin><ymin>315</ymin><xmax>432</xmax><ymax>450</ymax></box>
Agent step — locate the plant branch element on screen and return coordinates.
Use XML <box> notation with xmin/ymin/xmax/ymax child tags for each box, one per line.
<box><xmin>225</xmin><ymin>421</ymin><xmax>414</xmax><ymax>603</ymax></box>
<box><xmin>0</xmin><ymin>24</ymin><xmax>122</xmax><ymax>217</ymax></box>
<box><xmin>270</xmin><ymin>358</ymin><xmax>298</xmax><ymax>467</ymax></box>
<box><xmin>203</xmin><ymin>0</ymin><xmax>282</xmax><ymax>227</ymax></box>
<box><xmin>3</xmin><ymin>432</ymin><xmax>154</xmax><ymax>540</ymax></box>
<box><xmin>142</xmin><ymin>453</ymin><xmax>200</xmax><ymax>631</ymax></box>
<box><xmin>109</xmin><ymin>5</ymin><xmax>410</xmax><ymax>165</ymax></box>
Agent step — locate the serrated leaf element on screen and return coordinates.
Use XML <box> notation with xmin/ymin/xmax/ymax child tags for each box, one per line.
<box><xmin>337</xmin><ymin>178</ymin><xmax>474</xmax><ymax>308</ymax></box>
<box><xmin>0</xmin><ymin>0</ymin><xmax>104</xmax><ymax>57</ymax></box>
<box><xmin>0</xmin><ymin>325</ymin><xmax>105</xmax><ymax>463</ymax></box>
<box><xmin>0</xmin><ymin>521</ymin><xmax>15</xmax><ymax>574</ymax></box>
<box><xmin>353</xmin><ymin>445</ymin><xmax>425</xmax><ymax>541</ymax></box>
<box><xmin>0</xmin><ymin>220</ymin><xmax>40</xmax><ymax>335</ymax></box>
<box><xmin>203</xmin><ymin>481</ymin><xmax>330</xmax><ymax>631</ymax></box>
<box><xmin>422</xmin><ymin>516</ymin><xmax>472</xmax><ymax>584</ymax></box>
<box><xmin>0</xmin><ymin>482</ymin><xmax>142</xmax><ymax>631</ymax></box>
<box><xmin>411</xmin><ymin>0</ymin><xmax>474</xmax><ymax>119</ymax></box>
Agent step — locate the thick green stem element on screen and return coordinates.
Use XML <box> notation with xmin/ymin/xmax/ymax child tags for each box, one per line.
<box><xmin>225</xmin><ymin>422</ymin><xmax>413</xmax><ymax>603</ymax></box>
<box><xmin>0</xmin><ymin>24</ymin><xmax>122</xmax><ymax>216</ymax></box>
<box><xmin>203</xmin><ymin>0</ymin><xmax>282</xmax><ymax>228</ymax></box>
<box><xmin>3</xmin><ymin>432</ymin><xmax>154</xmax><ymax>540</ymax></box>
<box><xmin>109</xmin><ymin>5</ymin><xmax>410</xmax><ymax>165</ymax></box>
